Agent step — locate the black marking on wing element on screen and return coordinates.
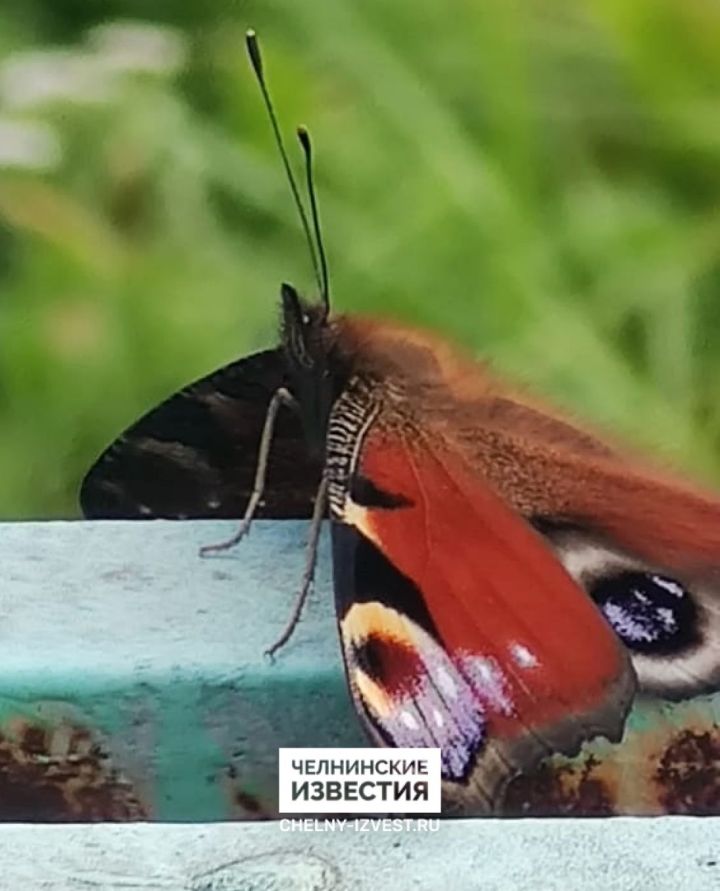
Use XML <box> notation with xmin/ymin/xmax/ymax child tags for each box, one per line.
<box><xmin>349</xmin><ymin>475</ymin><xmax>413</xmax><ymax>509</ymax></box>
<box><xmin>80</xmin><ymin>348</ymin><xmax>320</xmax><ymax>520</ymax></box>
<box><xmin>528</xmin><ymin>515</ymin><xmax>587</xmax><ymax>536</ymax></box>
<box><xmin>331</xmin><ymin>522</ymin><xmax>437</xmax><ymax>635</ymax></box>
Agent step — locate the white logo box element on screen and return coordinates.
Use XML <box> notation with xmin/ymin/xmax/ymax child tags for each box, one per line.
<box><xmin>278</xmin><ymin>747</ymin><xmax>441</xmax><ymax>814</ymax></box>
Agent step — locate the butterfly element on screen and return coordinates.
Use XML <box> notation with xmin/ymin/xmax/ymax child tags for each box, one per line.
<box><xmin>80</xmin><ymin>30</ymin><xmax>720</xmax><ymax>816</ymax></box>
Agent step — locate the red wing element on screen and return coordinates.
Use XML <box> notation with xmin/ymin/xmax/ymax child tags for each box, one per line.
<box><xmin>332</xmin><ymin>422</ymin><xmax>635</xmax><ymax>812</ymax></box>
<box><xmin>460</xmin><ymin>423</ymin><xmax>720</xmax><ymax>698</ymax></box>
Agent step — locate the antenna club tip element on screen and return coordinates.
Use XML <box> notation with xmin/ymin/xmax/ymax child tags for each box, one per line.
<box><xmin>297</xmin><ymin>126</ymin><xmax>312</xmax><ymax>152</ymax></box>
<box><xmin>245</xmin><ymin>28</ymin><xmax>263</xmax><ymax>76</ymax></box>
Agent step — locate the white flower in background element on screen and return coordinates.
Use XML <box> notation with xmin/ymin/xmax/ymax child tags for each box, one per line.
<box><xmin>88</xmin><ymin>22</ymin><xmax>187</xmax><ymax>76</ymax></box>
<box><xmin>0</xmin><ymin>117</ymin><xmax>61</xmax><ymax>169</ymax></box>
<box><xmin>0</xmin><ymin>50</ymin><xmax>118</xmax><ymax>109</ymax></box>
<box><xmin>0</xmin><ymin>22</ymin><xmax>185</xmax><ymax>112</ymax></box>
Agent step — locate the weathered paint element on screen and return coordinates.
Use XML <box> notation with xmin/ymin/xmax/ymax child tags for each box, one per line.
<box><xmin>2</xmin><ymin>520</ymin><xmax>720</xmax><ymax>819</ymax></box>
<box><xmin>0</xmin><ymin>716</ymin><xmax>146</xmax><ymax>820</ymax></box>
<box><xmin>503</xmin><ymin>697</ymin><xmax>720</xmax><ymax>816</ymax></box>
<box><xmin>0</xmin><ymin>520</ymin><xmax>362</xmax><ymax>820</ymax></box>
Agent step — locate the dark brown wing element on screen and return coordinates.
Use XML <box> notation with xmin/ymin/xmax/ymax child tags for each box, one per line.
<box><xmin>80</xmin><ymin>348</ymin><xmax>319</xmax><ymax>520</ymax></box>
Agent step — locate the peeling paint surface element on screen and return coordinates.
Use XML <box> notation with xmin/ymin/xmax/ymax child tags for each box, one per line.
<box><xmin>0</xmin><ymin>718</ymin><xmax>146</xmax><ymax>820</ymax></box>
<box><xmin>4</xmin><ymin>521</ymin><xmax>720</xmax><ymax>820</ymax></box>
<box><xmin>503</xmin><ymin>755</ymin><xmax>617</xmax><ymax>817</ymax></box>
<box><xmin>502</xmin><ymin>698</ymin><xmax>720</xmax><ymax>816</ymax></box>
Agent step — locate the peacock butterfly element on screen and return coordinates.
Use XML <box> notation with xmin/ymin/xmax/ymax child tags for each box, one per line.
<box><xmin>80</xmin><ymin>31</ymin><xmax>720</xmax><ymax>815</ymax></box>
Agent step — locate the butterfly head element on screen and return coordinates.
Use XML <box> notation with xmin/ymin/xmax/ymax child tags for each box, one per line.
<box><xmin>280</xmin><ymin>282</ymin><xmax>336</xmax><ymax>453</ymax></box>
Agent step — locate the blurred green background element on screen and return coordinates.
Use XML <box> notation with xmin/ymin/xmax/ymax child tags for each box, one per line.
<box><xmin>1</xmin><ymin>0</ymin><xmax>720</xmax><ymax>518</ymax></box>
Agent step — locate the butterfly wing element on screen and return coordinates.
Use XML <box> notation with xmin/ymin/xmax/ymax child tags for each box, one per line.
<box><xmin>454</xmin><ymin>413</ymin><xmax>720</xmax><ymax>700</ymax></box>
<box><xmin>328</xmin><ymin>412</ymin><xmax>635</xmax><ymax>813</ymax></box>
<box><xmin>80</xmin><ymin>349</ymin><xmax>320</xmax><ymax>520</ymax></box>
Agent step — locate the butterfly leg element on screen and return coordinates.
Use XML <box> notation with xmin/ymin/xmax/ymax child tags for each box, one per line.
<box><xmin>265</xmin><ymin>474</ymin><xmax>329</xmax><ymax>658</ymax></box>
<box><xmin>199</xmin><ymin>386</ymin><xmax>298</xmax><ymax>556</ymax></box>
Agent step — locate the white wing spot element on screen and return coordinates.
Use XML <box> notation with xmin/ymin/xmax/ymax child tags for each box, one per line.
<box><xmin>653</xmin><ymin>576</ymin><xmax>684</xmax><ymax>598</ymax></box>
<box><xmin>400</xmin><ymin>711</ymin><xmax>419</xmax><ymax>731</ymax></box>
<box><xmin>462</xmin><ymin>654</ymin><xmax>515</xmax><ymax>715</ymax></box>
<box><xmin>436</xmin><ymin>667</ymin><xmax>458</xmax><ymax>699</ymax></box>
<box><xmin>432</xmin><ymin>708</ymin><xmax>444</xmax><ymax>728</ymax></box>
<box><xmin>510</xmin><ymin>643</ymin><xmax>538</xmax><ymax>668</ymax></box>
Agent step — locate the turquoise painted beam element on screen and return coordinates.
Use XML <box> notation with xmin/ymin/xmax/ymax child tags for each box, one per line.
<box><xmin>0</xmin><ymin>519</ymin><xmax>361</xmax><ymax>821</ymax></box>
<box><xmin>0</xmin><ymin>817</ymin><xmax>718</xmax><ymax>889</ymax></box>
<box><xmin>0</xmin><ymin>519</ymin><xmax>719</xmax><ymax>821</ymax></box>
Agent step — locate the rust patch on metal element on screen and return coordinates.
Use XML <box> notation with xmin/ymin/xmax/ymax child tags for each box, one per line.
<box><xmin>653</xmin><ymin>728</ymin><xmax>720</xmax><ymax>815</ymax></box>
<box><xmin>502</xmin><ymin>754</ymin><xmax>617</xmax><ymax>817</ymax></box>
<box><xmin>0</xmin><ymin>718</ymin><xmax>147</xmax><ymax>821</ymax></box>
<box><xmin>223</xmin><ymin>764</ymin><xmax>274</xmax><ymax>820</ymax></box>
<box><xmin>235</xmin><ymin>789</ymin><xmax>267</xmax><ymax>817</ymax></box>
<box><xmin>501</xmin><ymin>705</ymin><xmax>720</xmax><ymax>816</ymax></box>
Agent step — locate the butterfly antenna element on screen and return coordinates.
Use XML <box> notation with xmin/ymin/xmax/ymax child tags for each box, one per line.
<box><xmin>297</xmin><ymin>126</ymin><xmax>330</xmax><ymax>317</ymax></box>
<box><xmin>245</xmin><ymin>29</ymin><xmax>323</xmax><ymax>297</ymax></box>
